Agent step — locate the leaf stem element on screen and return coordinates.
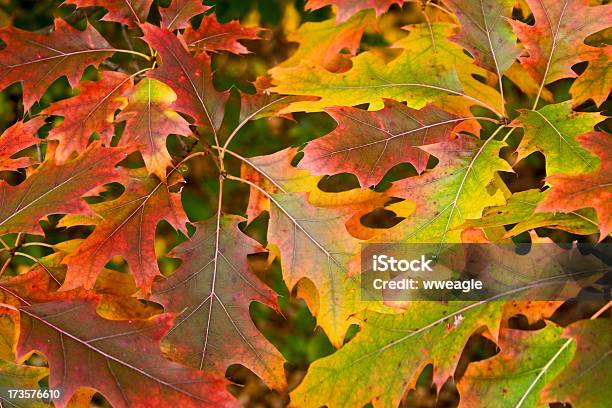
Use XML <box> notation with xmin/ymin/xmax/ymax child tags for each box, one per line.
<box><xmin>211</xmin><ymin>146</ymin><xmax>287</xmax><ymax>193</ymax></box>
<box><xmin>112</xmin><ymin>48</ymin><xmax>152</xmax><ymax>61</ymax></box>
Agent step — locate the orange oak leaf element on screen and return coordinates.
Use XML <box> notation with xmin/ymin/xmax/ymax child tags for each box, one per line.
<box><xmin>509</xmin><ymin>0</ymin><xmax>612</xmax><ymax>86</ymax></box>
<box><xmin>305</xmin><ymin>0</ymin><xmax>403</xmax><ymax>22</ymax></box>
<box><xmin>64</xmin><ymin>0</ymin><xmax>153</xmax><ymax>26</ymax></box>
<box><xmin>0</xmin><ymin>118</ymin><xmax>43</xmax><ymax>171</ymax></box>
<box><xmin>299</xmin><ymin>100</ymin><xmax>462</xmax><ymax>187</ymax></box>
<box><xmin>117</xmin><ymin>78</ymin><xmax>192</xmax><ymax>180</ymax></box>
<box><xmin>279</xmin><ymin>10</ymin><xmax>374</xmax><ymax>73</ymax></box>
<box><xmin>44</xmin><ymin>71</ymin><xmax>132</xmax><ymax>162</ymax></box>
<box><xmin>570</xmin><ymin>46</ymin><xmax>612</xmax><ymax>107</ymax></box>
<box><xmin>142</xmin><ymin>23</ymin><xmax>229</xmax><ymax>130</ymax></box>
<box><xmin>62</xmin><ymin>170</ymin><xmax>188</xmax><ymax>295</ymax></box>
<box><xmin>152</xmin><ymin>216</ymin><xmax>286</xmax><ymax>390</ymax></box>
<box><xmin>537</xmin><ymin>132</ymin><xmax>611</xmax><ymax>240</ymax></box>
<box><xmin>183</xmin><ymin>14</ymin><xmax>260</xmax><ymax>54</ymax></box>
<box><xmin>239</xmin><ymin>147</ymin><xmax>317</xmax><ymax>223</ymax></box>
<box><xmin>0</xmin><ymin>143</ymin><xmax>127</xmax><ymax>235</ymax></box>
<box><xmin>160</xmin><ymin>0</ymin><xmax>210</xmax><ymax>30</ymax></box>
<box><xmin>0</xmin><ymin>19</ymin><xmax>115</xmax><ymax>110</ymax></box>
<box><xmin>16</xmin><ymin>297</ymin><xmax>237</xmax><ymax>408</ymax></box>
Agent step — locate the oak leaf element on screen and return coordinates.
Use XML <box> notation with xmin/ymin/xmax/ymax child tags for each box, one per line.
<box><xmin>61</xmin><ymin>170</ymin><xmax>188</xmax><ymax>295</ymax></box>
<box><xmin>305</xmin><ymin>0</ymin><xmax>402</xmax><ymax>22</ymax></box>
<box><xmin>270</xmin><ymin>23</ymin><xmax>501</xmax><ymax>116</ymax></box>
<box><xmin>291</xmin><ymin>303</ymin><xmax>503</xmax><ymax>407</ymax></box>
<box><xmin>142</xmin><ymin>24</ymin><xmax>229</xmax><ymax>130</ymax></box>
<box><xmin>570</xmin><ymin>47</ymin><xmax>612</xmax><ymax>107</ymax></box>
<box><xmin>509</xmin><ymin>0</ymin><xmax>612</xmax><ymax>86</ymax></box>
<box><xmin>0</xmin><ymin>118</ymin><xmax>43</xmax><ymax>171</ymax></box>
<box><xmin>117</xmin><ymin>78</ymin><xmax>191</xmax><ymax>180</ymax></box>
<box><xmin>160</xmin><ymin>0</ymin><xmax>210</xmax><ymax>31</ymax></box>
<box><xmin>268</xmin><ymin>193</ymin><xmax>361</xmax><ymax>347</ymax></box>
<box><xmin>0</xmin><ymin>19</ymin><xmax>115</xmax><ymax>110</ymax></box>
<box><xmin>541</xmin><ymin>319</ymin><xmax>611</xmax><ymax>407</ymax></box>
<box><xmin>388</xmin><ymin>134</ymin><xmax>511</xmax><ymax>245</ymax></box>
<box><xmin>16</xmin><ymin>298</ymin><xmax>236</xmax><ymax>408</ymax></box>
<box><xmin>457</xmin><ymin>325</ymin><xmax>575</xmax><ymax>408</ymax></box>
<box><xmin>537</xmin><ymin>132</ymin><xmax>611</xmax><ymax>239</ymax></box>
<box><xmin>444</xmin><ymin>0</ymin><xmax>521</xmax><ymax>75</ymax></box>
<box><xmin>511</xmin><ymin>101</ymin><xmax>602</xmax><ymax>176</ymax></box>
<box><xmin>44</xmin><ymin>71</ymin><xmax>132</xmax><ymax>162</ymax></box>
<box><xmin>299</xmin><ymin>100</ymin><xmax>462</xmax><ymax>187</ymax></box>
<box><xmin>64</xmin><ymin>0</ymin><xmax>153</xmax><ymax>26</ymax></box>
<box><xmin>460</xmin><ymin>189</ymin><xmax>599</xmax><ymax>238</ymax></box>
<box><xmin>0</xmin><ymin>143</ymin><xmax>126</xmax><ymax>235</ymax></box>
<box><xmin>183</xmin><ymin>14</ymin><xmax>260</xmax><ymax>55</ymax></box>
<box><xmin>279</xmin><ymin>10</ymin><xmax>374</xmax><ymax>72</ymax></box>
<box><xmin>152</xmin><ymin>216</ymin><xmax>286</xmax><ymax>389</ymax></box>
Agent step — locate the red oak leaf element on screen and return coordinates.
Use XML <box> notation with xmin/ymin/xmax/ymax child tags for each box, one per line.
<box><xmin>299</xmin><ymin>100</ymin><xmax>461</xmax><ymax>187</ymax></box>
<box><xmin>537</xmin><ymin>132</ymin><xmax>611</xmax><ymax>240</ymax></box>
<box><xmin>141</xmin><ymin>23</ymin><xmax>229</xmax><ymax>130</ymax></box>
<box><xmin>160</xmin><ymin>0</ymin><xmax>210</xmax><ymax>30</ymax></box>
<box><xmin>152</xmin><ymin>216</ymin><xmax>286</xmax><ymax>389</ymax></box>
<box><xmin>61</xmin><ymin>170</ymin><xmax>188</xmax><ymax>295</ymax></box>
<box><xmin>509</xmin><ymin>0</ymin><xmax>612</xmax><ymax>86</ymax></box>
<box><xmin>0</xmin><ymin>118</ymin><xmax>44</xmax><ymax>171</ymax></box>
<box><xmin>117</xmin><ymin>78</ymin><xmax>192</xmax><ymax>180</ymax></box>
<box><xmin>44</xmin><ymin>71</ymin><xmax>132</xmax><ymax>162</ymax></box>
<box><xmin>183</xmin><ymin>14</ymin><xmax>260</xmax><ymax>54</ymax></box>
<box><xmin>0</xmin><ymin>143</ymin><xmax>127</xmax><ymax>235</ymax></box>
<box><xmin>0</xmin><ymin>19</ymin><xmax>115</xmax><ymax>110</ymax></box>
<box><xmin>16</xmin><ymin>298</ymin><xmax>237</xmax><ymax>408</ymax></box>
<box><xmin>64</xmin><ymin>0</ymin><xmax>153</xmax><ymax>26</ymax></box>
<box><xmin>305</xmin><ymin>0</ymin><xmax>403</xmax><ymax>22</ymax></box>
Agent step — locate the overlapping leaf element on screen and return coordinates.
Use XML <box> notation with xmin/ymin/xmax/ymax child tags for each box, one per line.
<box><xmin>299</xmin><ymin>100</ymin><xmax>462</xmax><ymax>186</ymax></box>
<box><xmin>183</xmin><ymin>15</ymin><xmax>260</xmax><ymax>55</ymax></box>
<box><xmin>271</xmin><ymin>23</ymin><xmax>501</xmax><ymax>116</ymax></box>
<box><xmin>61</xmin><ymin>170</ymin><xmax>187</xmax><ymax>294</ymax></box>
<box><xmin>291</xmin><ymin>302</ymin><xmax>503</xmax><ymax>407</ymax></box>
<box><xmin>570</xmin><ymin>46</ymin><xmax>612</xmax><ymax>107</ymax></box>
<box><xmin>152</xmin><ymin>216</ymin><xmax>286</xmax><ymax>390</ymax></box>
<box><xmin>16</xmin><ymin>298</ymin><xmax>236</xmax><ymax>408</ymax></box>
<box><xmin>268</xmin><ymin>193</ymin><xmax>361</xmax><ymax>347</ymax></box>
<box><xmin>0</xmin><ymin>118</ymin><xmax>43</xmax><ymax>171</ymax></box>
<box><xmin>542</xmin><ymin>319</ymin><xmax>611</xmax><ymax>407</ymax></box>
<box><xmin>388</xmin><ymin>133</ymin><xmax>511</xmax><ymax>245</ymax></box>
<box><xmin>0</xmin><ymin>143</ymin><xmax>126</xmax><ymax>235</ymax></box>
<box><xmin>458</xmin><ymin>325</ymin><xmax>575</xmax><ymax>408</ymax></box>
<box><xmin>509</xmin><ymin>0</ymin><xmax>612</xmax><ymax>87</ymax></box>
<box><xmin>45</xmin><ymin>71</ymin><xmax>132</xmax><ymax>162</ymax></box>
<box><xmin>117</xmin><ymin>78</ymin><xmax>191</xmax><ymax>180</ymax></box>
<box><xmin>444</xmin><ymin>0</ymin><xmax>520</xmax><ymax>75</ymax></box>
<box><xmin>64</xmin><ymin>0</ymin><xmax>153</xmax><ymax>26</ymax></box>
<box><xmin>278</xmin><ymin>10</ymin><xmax>374</xmax><ymax>72</ymax></box>
<box><xmin>160</xmin><ymin>0</ymin><xmax>210</xmax><ymax>31</ymax></box>
<box><xmin>537</xmin><ymin>132</ymin><xmax>611</xmax><ymax>239</ymax></box>
<box><xmin>142</xmin><ymin>24</ymin><xmax>229</xmax><ymax>130</ymax></box>
<box><xmin>511</xmin><ymin>101</ymin><xmax>602</xmax><ymax>176</ymax></box>
<box><xmin>460</xmin><ymin>189</ymin><xmax>599</xmax><ymax>237</ymax></box>
<box><xmin>305</xmin><ymin>0</ymin><xmax>403</xmax><ymax>22</ymax></box>
<box><xmin>0</xmin><ymin>19</ymin><xmax>115</xmax><ymax>110</ymax></box>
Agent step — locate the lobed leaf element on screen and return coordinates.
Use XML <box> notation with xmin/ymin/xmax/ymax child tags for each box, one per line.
<box><xmin>152</xmin><ymin>216</ymin><xmax>286</xmax><ymax>390</ymax></box>
<box><xmin>0</xmin><ymin>19</ymin><xmax>115</xmax><ymax>110</ymax></box>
